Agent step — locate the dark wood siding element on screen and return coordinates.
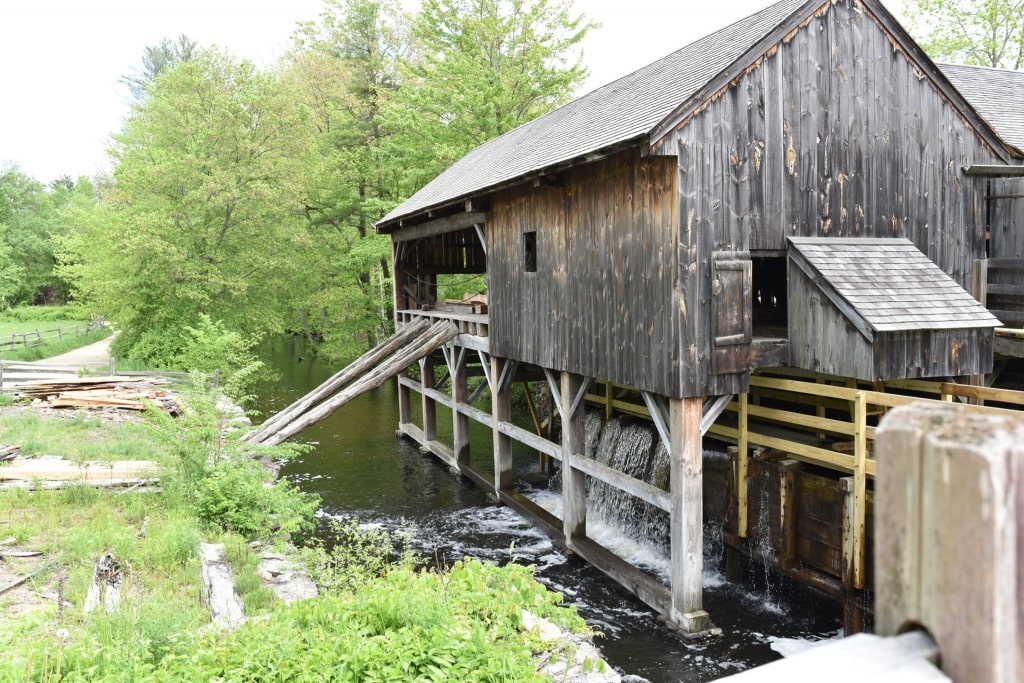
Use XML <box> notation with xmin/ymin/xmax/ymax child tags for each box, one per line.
<box><xmin>673</xmin><ymin>0</ymin><xmax>999</xmax><ymax>268</ymax></box>
<box><xmin>666</xmin><ymin>0</ymin><xmax>1001</xmax><ymax>393</ymax></box>
<box><xmin>989</xmin><ymin>178</ymin><xmax>1024</xmax><ymax>259</ymax></box>
<box><xmin>489</xmin><ymin>149</ymin><xmax>680</xmax><ymax>396</ymax></box>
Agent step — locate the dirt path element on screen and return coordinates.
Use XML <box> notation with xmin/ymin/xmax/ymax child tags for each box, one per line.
<box><xmin>34</xmin><ymin>331</ymin><xmax>118</xmax><ymax>366</ymax></box>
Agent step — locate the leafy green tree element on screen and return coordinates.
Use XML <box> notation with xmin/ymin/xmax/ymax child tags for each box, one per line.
<box><xmin>394</xmin><ymin>0</ymin><xmax>594</xmax><ymax>188</ymax></box>
<box><xmin>121</xmin><ymin>34</ymin><xmax>200</xmax><ymax>99</ymax></box>
<box><xmin>287</xmin><ymin>0</ymin><xmax>409</xmax><ymax>354</ymax></box>
<box><xmin>61</xmin><ymin>49</ymin><xmax>314</xmax><ymax>367</ymax></box>
<box><xmin>908</xmin><ymin>0</ymin><xmax>1023</xmax><ymax>69</ymax></box>
<box><xmin>0</xmin><ymin>167</ymin><xmax>91</xmax><ymax>307</ymax></box>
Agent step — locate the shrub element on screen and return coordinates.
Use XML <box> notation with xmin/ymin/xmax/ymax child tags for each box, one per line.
<box><xmin>146</xmin><ymin>387</ymin><xmax>318</xmax><ymax>542</ymax></box>
<box><xmin>172</xmin><ymin>315</ymin><xmax>263</xmax><ymax>402</ymax></box>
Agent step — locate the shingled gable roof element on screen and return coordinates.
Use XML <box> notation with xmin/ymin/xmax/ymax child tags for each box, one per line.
<box><xmin>787</xmin><ymin>237</ymin><xmax>1001</xmax><ymax>339</ymax></box>
<box><xmin>377</xmin><ymin>0</ymin><xmax>1016</xmax><ymax>231</ymax></box>
<box><xmin>940</xmin><ymin>63</ymin><xmax>1024</xmax><ymax>154</ymax></box>
<box><xmin>377</xmin><ymin>0</ymin><xmax>811</xmax><ymax>228</ymax></box>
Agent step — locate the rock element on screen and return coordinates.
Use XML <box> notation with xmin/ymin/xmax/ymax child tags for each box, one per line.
<box><xmin>258</xmin><ymin>551</ymin><xmax>318</xmax><ymax>604</ymax></box>
<box><xmin>523</xmin><ymin>610</ymin><xmax>621</xmax><ymax>683</ymax></box>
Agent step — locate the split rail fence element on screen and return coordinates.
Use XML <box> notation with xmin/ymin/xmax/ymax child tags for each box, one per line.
<box><xmin>0</xmin><ymin>320</ymin><xmax>105</xmax><ymax>354</ymax></box>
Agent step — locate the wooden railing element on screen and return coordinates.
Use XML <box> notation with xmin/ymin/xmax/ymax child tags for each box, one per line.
<box><xmin>585</xmin><ymin>368</ymin><xmax>1024</xmax><ymax>590</ymax></box>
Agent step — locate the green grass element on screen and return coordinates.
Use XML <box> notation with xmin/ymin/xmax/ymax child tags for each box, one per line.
<box><xmin>0</xmin><ymin>304</ymin><xmax>109</xmax><ymax>362</ymax></box>
<box><xmin>0</xmin><ymin>411</ymin><xmax>166</xmax><ymax>464</ymax></box>
<box><xmin>0</xmin><ymin>327</ymin><xmax>111</xmax><ymax>362</ymax></box>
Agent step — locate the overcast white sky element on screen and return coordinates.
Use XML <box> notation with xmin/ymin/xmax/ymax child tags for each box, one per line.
<box><xmin>0</xmin><ymin>0</ymin><xmax>909</xmax><ymax>184</ymax></box>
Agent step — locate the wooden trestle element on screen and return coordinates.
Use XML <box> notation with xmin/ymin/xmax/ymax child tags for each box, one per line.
<box><xmin>391</xmin><ymin>310</ymin><xmax>1024</xmax><ymax>637</ymax></box>
<box><xmin>394</xmin><ymin>310</ymin><xmax>714</xmax><ymax>634</ymax></box>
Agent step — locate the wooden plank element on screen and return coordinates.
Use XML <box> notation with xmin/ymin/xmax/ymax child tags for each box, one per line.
<box><xmin>496</xmin><ymin>421</ymin><xmax>561</xmax><ymax>460</ymax></box>
<box><xmin>262</xmin><ymin>322</ymin><xmax>458</xmax><ymax>446</ymax></box>
<box><xmin>245</xmin><ymin>319</ymin><xmax>431</xmax><ymax>443</ymax></box>
<box><xmin>737</xmin><ymin>393</ymin><xmax>749</xmax><ymax>538</ymax></box>
<box><xmin>491</xmin><ymin>356</ymin><xmax>513</xmax><ymax>492</ymax></box>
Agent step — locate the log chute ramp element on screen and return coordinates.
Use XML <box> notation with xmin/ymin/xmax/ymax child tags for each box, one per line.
<box><xmin>244</xmin><ymin>319</ymin><xmax>458</xmax><ymax>446</ymax></box>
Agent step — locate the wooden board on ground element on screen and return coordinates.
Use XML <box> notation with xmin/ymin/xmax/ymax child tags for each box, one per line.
<box><xmin>0</xmin><ymin>456</ymin><xmax>160</xmax><ymax>482</ymax></box>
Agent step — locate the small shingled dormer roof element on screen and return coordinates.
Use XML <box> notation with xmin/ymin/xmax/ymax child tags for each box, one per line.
<box><xmin>940</xmin><ymin>63</ymin><xmax>1024</xmax><ymax>154</ymax></box>
<box><xmin>787</xmin><ymin>237</ymin><xmax>1001</xmax><ymax>340</ymax></box>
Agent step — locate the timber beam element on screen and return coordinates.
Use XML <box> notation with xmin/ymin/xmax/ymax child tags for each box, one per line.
<box><xmin>391</xmin><ymin>212</ymin><xmax>486</xmax><ymax>243</ymax></box>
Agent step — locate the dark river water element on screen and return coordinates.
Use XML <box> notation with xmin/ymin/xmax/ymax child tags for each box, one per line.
<box><xmin>251</xmin><ymin>337</ymin><xmax>842</xmax><ymax>682</ymax></box>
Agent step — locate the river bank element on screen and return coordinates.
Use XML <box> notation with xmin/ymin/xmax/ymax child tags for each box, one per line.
<box><xmin>0</xmin><ymin>385</ymin><xmax>617</xmax><ymax>682</ymax></box>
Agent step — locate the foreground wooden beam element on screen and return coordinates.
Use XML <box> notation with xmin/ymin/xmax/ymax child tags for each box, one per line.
<box><xmin>875</xmin><ymin>404</ymin><xmax>1023</xmax><ymax>683</ymax></box>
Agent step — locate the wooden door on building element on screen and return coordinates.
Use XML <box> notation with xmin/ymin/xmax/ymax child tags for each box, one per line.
<box><xmin>711</xmin><ymin>251</ymin><xmax>752</xmax><ymax>375</ymax></box>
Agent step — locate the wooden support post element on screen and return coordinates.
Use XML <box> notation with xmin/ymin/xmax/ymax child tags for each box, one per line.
<box><xmin>491</xmin><ymin>356</ymin><xmax>513</xmax><ymax>493</ymax></box>
<box><xmin>397</xmin><ymin>369</ymin><xmax>412</xmax><ymax>428</ymax></box>
<box><xmin>451</xmin><ymin>347</ymin><xmax>470</xmax><ymax>463</ymax></box>
<box><xmin>851</xmin><ymin>391</ymin><xmax>867</xmax><ymax>589</ymax></box>
<box><xmin>876</xmin><ymin>404</ymin><xmax>1024</xmax><ymax>683</ymax></box>
<box><xmin>669</xmin><ymin>396</ymin><xmax>710</xmax><ymax>634</ymax></box>
<box><xmin>779</xmin><ymin>459</ymin><xmax>801</xmax><ymax>571</ymax></box>
<box><xmin>605</xmin><ymin>382</ymin><xmax>613</xmax><ymax>421</ymax></box>
<box><xmin>560</xmin><ymin>372</ymin><xmax>587</xmax><ymax>545</ymax></box>
<box><xmin>420</xmin><ymin>357</ymin><xmax>437</xmax><ymax>444</ymax></box>
<box><xmin>737</xmin><ymin>392</ymin><xmax>749</xmax><ymax>538</ymax></box>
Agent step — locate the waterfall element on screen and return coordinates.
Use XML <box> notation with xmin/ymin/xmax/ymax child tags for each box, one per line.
<box><xmin>544</xmin><ymin>411</ymin><xmax>740</xmax><ymax>581</ymax></box>
<box><xmin>587</xmin><ymin>419</ymin><xmax>670</xmax><ymax>554</ymax></box>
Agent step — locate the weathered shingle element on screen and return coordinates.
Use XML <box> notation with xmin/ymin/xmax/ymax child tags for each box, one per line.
<box><xmin>788</xmin><ymin>237</ymin><xmax>1001</xmax><ymax>332</ymax></box>
<box><xmin>940</xmin><ymin>63</ymin><xmax>1024</xmax><ymax>153</ymax></box>
<box><xmin>379</xmin><ymin>0</ymin><xmax>811</xmax><ymax>226</ymax></box>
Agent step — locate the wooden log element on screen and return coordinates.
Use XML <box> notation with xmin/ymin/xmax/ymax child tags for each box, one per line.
<box><xmin>260</xmin><ymin>322</ymin><xmax>459</xmax><ymax>446</ymax></box>
<box><xmin>83</xmin><ymin>552</ymin><xmax>122</xmax><ymax>614</ymax></box>
<box><xmin>0</xmin><ymin>563</ymin><xmax>51</xmax><ymax>598</ymax></box>
<box><xmin>876</xmin><ymin>404</ymin><xmax>1024</xmax><ymax>683</ymax></box>
<box><xmin>245</xmin><ymin>318</ymin><xmax>431</xmax><ymax>443</ymax></box>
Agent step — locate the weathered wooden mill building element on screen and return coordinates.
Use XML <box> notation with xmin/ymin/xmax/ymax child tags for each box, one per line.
<box><xmin>376</xmin><ymin>0</ymin><xmax>1024</xmax><ymax>634</ymax></box>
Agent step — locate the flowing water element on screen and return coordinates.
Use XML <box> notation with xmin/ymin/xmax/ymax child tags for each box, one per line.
<box><xmin>251</xmin><ymin>338</ymin><xmax>842</xmax><ymax>682</ymax></box>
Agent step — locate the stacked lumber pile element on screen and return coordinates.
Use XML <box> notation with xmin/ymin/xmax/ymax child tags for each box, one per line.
<box><xmin>0</xmin><ymin>445</ymin><xmax>19</xmax><ymax>462</ymax></box>
<box><xmin>12</xmin><ymin>377</ymin><xmax>181</xmax><ymax>414</ymax></box>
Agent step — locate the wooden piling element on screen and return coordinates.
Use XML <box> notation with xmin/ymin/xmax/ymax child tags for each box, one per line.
<box><xmin>669</xmin><ymin>396</ymin><xmax>710</xmax><ymax>633</ymax></box>
<box><xmin>560</xmin><ymin>372</ymin><xmax>587</xmax><ymax>544</ymax></box>
<box><xmin>449</xmin><ymin>347</ymin><xmax>470</xmax><ymax>463</ymax></box>
<box><xmin>421</xmin><ymin>357</ymin><xmax>438</xmax><ymax>444</ymax></box>
<box><xmin>491</xmin><ymin>356</ymin><xmax>513</xmax><ymax>492</ymax></box>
